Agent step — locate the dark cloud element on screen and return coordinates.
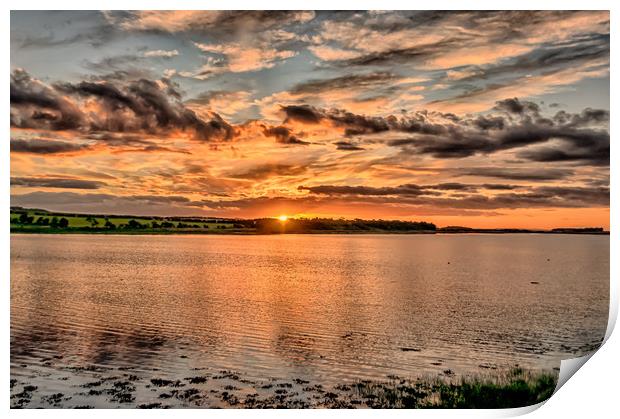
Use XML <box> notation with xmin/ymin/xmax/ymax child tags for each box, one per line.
<box><xmin>262</xmin><ymin>125</ymin><xmax>309</xmax><ymax>145</ymax></box>
<box><xmin>281</xmin><ymin>104</ymin><xmax>324</xmax><ymax>124</ymax></box>
<box><xmin>516</xmin><ymin>143</ymin><xmax>609</xmax><ymax>166</ymax></box>
<box><xmin>494</xmin><ymin>98</ymin><xmax>540</xmax><ymax>115</ymax></box>
<box><xmin>472</xmin><ymin>115</ymin><xmax>505</xmax><ymax>130</ymax></box>
<box><xmin>458</xmin><ymin>167</ymin><xmax>573</xmax><ymax>181</ymax></box>
<box><xmin>111</xmin><ymin>144</ymin><xmax>192</xmax><ymax>155</ymax></box>
<box><xmin>554</xmin><ymin>108</ymin><xmax>610</xmax><ymax>127</ymax></box>
<box><xmin>282</xmin><ymin>105</ymin><xmax>446</xmax><ymax>137</ymax></box>
<box><xmin>334</xmin><ymin>141</ymin><xmax>365</xmax><ymax>151</ymax></box>
<box><xmin>299</xmin><ymin>182</ymin><xmax>511</xmax><ymax>196</ymax></box>
<box><xmin>11</xmin><ymin>177</ymin><xmax>105</xmax><ymax>189</ymax></box>
<box><xmin>227</xmin><ymin>164</ymin><xmax>307</xmax><ymax>180</ymax></box>
<box><xmin>480</xmin><ymin>183</ymin><xmax>521</xmax><ymax>190</ymax></box>
<box><xmin>10</xmin><ymin>138</ymin><xmax>91</xmax><ymax>154</ymax></box>
<box><xmin>10</xmin><ymin>191</ymin><xmax>208</xmax><ymax>216</ymax></box>
<box><xmin>10</xmin><ymin>69</ymin><xmax>234</xmax><ymax>142</ymax></box>
<box><xmin>451</xmin><ymin>34</ymin><xmax>609</xmax><ymax>84</ymax></box>
<box><xmin>339</xmin><ymin>40</ymin><xmax>463</xmax><ymax>67</ymax></box>
<box><xmin>290</xmin><ymin>72</ymin><xmax>397</xmax><ymax>94</ymax></box>
<box><xmin>298</xmin><ymin>183</ymin><xmax>609</xmax><ymax>209</ymax></box>
<box><xmin>10</xmin><ymin>68</ymin><xmax>84</xmax><ymax>130</ymax></box>
<box><xmin>502</xmin><ymin>126</ymin><xmax>609</xmax><ymax>165</ymax></box>
<box><xmin>298</xmin><ymin>184</ymin><xmax>429</xmax><ymax>197</ymax></box>
<box><xmin>280</xmin><ymin>100</ymin><xmax>608</xmax><ymax>165</ymax></box>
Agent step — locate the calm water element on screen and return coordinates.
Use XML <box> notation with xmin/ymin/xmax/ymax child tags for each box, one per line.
<box><xmin>10</xmin><ymin>234</ymin><xmax>608</xmax><ymax>407</ymax></box>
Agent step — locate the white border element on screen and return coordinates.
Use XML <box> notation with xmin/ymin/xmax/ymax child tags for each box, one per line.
<box><xmin>3</xmin><ymin>2</ymin><xmax>617</xmax><ymax>418</ymax></box>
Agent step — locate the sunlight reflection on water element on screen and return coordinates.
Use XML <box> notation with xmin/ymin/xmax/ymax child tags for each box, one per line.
<box><xmin>11</xmin><ymin>234</ymin><xmax>608</xmax><ymax>386</ymax></box>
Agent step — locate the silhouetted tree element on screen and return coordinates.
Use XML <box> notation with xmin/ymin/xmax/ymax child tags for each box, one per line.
<box><xmin>86</xmin><ymin>216</ymin><xmax>99</xmax><ymax>228</ymax></box>
<box><xmin>19</xmin><ymin>212</ymin><xmax>32</xmax><ymax>224</ymax></box>
<box><xmin>127</xmin><ymin>219</ymin><xmax>144</xmax><ymax>229</ymax></box>
<box><xmin>58</xmin><ymin>218</ymin><xmax>69</xmax><ymax>228</ymax></box>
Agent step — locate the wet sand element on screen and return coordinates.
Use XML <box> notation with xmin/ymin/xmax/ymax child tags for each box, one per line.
<box><xmin>9</xmin><ymin>362</ymin><xmax>393</xmax><ymax>408</ymax></box>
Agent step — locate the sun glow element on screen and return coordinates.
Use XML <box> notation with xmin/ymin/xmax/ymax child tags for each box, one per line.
<box><xmin>278</xmin><ymin>215</ymin><xmax>288</xmax><ymax>222</ymax></box>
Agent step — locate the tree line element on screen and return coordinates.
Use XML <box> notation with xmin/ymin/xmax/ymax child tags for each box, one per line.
<box><xmin>253</xmin><ymin>218</ymin><xmax>437</xmax><ymax>233</ymax></box>
<box><xmin>12</xmin><ymin>213</ymin><xmax>69</xmax><ymax>228</ymax></box>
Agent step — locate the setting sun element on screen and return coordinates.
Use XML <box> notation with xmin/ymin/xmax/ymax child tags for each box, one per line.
<box><xmin>278</xmin><ymin>215</ymin><xmax>288</xmax><ymax>222</ymax></box>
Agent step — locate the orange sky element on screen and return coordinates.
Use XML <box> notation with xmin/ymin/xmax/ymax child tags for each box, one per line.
<box><xmin>10</xmin><ymin>11</ymin><xmax>610</xmax><ymax>229</ymax></box>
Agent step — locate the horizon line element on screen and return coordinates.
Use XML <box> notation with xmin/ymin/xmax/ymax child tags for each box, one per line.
<box><xmin>10</xmin><ymin>206</ymin><xmax>609</xmax><ymax>232</ymax></box>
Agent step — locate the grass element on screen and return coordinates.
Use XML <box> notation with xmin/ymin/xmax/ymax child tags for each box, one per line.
<box><xmin>10</xmin><ymin>211</ymin><xmax>235</xmax><ymax>231</ymax></box>
<box><xmin>10</xmin><ymin>226</ymin><xmax>250</xmax><ymax>235</ymax></box>
<box><xmin>353</xmin><ymin>368</ymin><xmax>557</xmax><ymax>408</ymax></box>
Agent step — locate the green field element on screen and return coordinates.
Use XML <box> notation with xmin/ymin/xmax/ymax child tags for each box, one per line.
<box><xmin>10</xmin><ymin>209</ymin><xmax>236</xmax><ymax>232</ymax></box>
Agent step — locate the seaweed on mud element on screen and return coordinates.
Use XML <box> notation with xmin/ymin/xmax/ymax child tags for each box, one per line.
<box><xmin>186</xmin><ymin>376</ymin><xmax>207</xmax><ymax>384</ymax></box>
<box><xmin>138</xmin><ymin>402</ymin><xmax>165</xmax><ymax>408</ymax></box>
<box><xmin>150</xmin><ymin>378</ymin><xmax>184</xmax><ymax>387</ymax></box>
<box><xmin>81</xmin><ymin>380</ymin><xmax>103</xmax><ymax>388</ymax></box>
<box><xmin>42</xmin><ymin>392</ymin><xmax>66</xmax><ymax>406</ymax></box>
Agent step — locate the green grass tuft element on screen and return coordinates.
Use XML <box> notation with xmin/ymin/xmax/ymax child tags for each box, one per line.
<box><xmin>353</xmin><ymin>368</ymin><xmax>557</xmax><ymax>408</ymax></box>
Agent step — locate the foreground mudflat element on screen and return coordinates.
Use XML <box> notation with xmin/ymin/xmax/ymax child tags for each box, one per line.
<box><xmin>10</xmin><ymin>363</ymin><xmax>556</xmax><ymax>409</ymax></box>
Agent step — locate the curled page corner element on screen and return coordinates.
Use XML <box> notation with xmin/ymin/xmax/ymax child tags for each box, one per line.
<box><xmin>554</xmin><ymin>353</ymin><xmax>595</xmax><ymax>394</ymax></box>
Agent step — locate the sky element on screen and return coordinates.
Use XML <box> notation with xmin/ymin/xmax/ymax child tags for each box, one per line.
<box><xmin>10</xmin><ymin>10</ymin><xmax>610</xmax><ymax>228</ymax></box>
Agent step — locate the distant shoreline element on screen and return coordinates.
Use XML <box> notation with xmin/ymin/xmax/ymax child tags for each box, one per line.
<box><xmin>10</xmin><ymin>228</ymin><xmax>609</xmax><ymax>236</ymax></box>
<box><xmin>10</xmin><ymin>207</ymin><xmax>609</xmax><ymax>235</ymax></box>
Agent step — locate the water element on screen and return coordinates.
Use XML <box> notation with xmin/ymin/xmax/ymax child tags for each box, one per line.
<box><xmin>10</xmin><ymin>234</ymin><xmax>608</xmax><ymax>408</ymax></box>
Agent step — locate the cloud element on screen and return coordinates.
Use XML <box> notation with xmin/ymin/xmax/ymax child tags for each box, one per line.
<box><xmin>106</xmin><ymin>10</ymin><xmax>315</xmax><ymax>36</ymax></box>
<box><xmin>289</xmin><ymin>72</ymin><xmax>398</xmax><ymax>95</ymax></box>
<box><xmin>429</xmin><ymin>59</ymin><xmax>609</xmax><ymax>113</ymax></box>
<box><xmin>143</xmin><ymin>49</ymin><xmax>179</xmax><ymax>58</ymax></box>
<box><xmin>307</xmin><ymin>45</ymin><xmax>362</xmax><ymax>61</ymax></box>
<box><xmin>10</xmin><ymin>191</ymin><xmax>208</xmax><ymax>216</ymax></box>
<box><xmin>11</xmin><ymin>69</ymin><xmax>235</xmax><ymax>142</ymax></box>
<box><xmin>298</xmin><ymin>182</ymin><xmax>509</xmax><ymax>196</ymax></box>
<box><xmin>315</xmin><ymin>11</ymin><xmax>608</xmax><ymax>69</ymax></box>
<box><xmin>301</xmin><ymin>11</ymin><xmax>608</xmax><ymax>115</ymax></box>
<box><xmin>334</xmin><ymin>141</ymin><xmax>365</xmax><ymax>151</ymax></box>
<box><xmin>279</xmin><ymin>99</ymin><xmax>608</xmax><ymax>165</ymax></box>
<box><xmin>444</xmin><ymin>34</ymin><xmax>609</xmax><ymax>84</ymax></box>
<box><xmin>516</xmin><ymin>143</ymin><xmax>609</xmax><ymax>166</ymax></box>
<box><xmin>185</xmin><ymin>90</ymin><xmax>254</xmax><ymax>120</ymax></box>
<box><xmin>10</xmin><ymin>138</ymin><xmax>91</xmax><ymax>154</ymax></box>
<box><xmin>298</xmin><ymin>184</ymin><xmax>429</xmax><ymax>197</ymax></box>
<box><xmin>298</xmin><ymin>183</ymin><xmax>609</xmax><ymax>209</ymax></box>
<box><xmin>494</xmin><ymin>98</ymin><xmax>541</xmax><ymax>115</ymax></box>
<box><xmin>457</xmin><ymin>167</ymin><xmax>574</xmax><ymax>181</ymax></box>
<box><xmin>10</xmin><ymin>68</ymin><xmax>84</xmax><ymax>130</ymax></box>
<box><xmin>226</xmin><ymin>164</ymin><xmax>307</xmax><ymax>180</ymax></box>
<box><xmin>11</xmin><ymin>177</ymin><xmax>105</xmax><ymax>189</ymax></box>
<box><xmin>281</xmin><ymin>104</ymin><xmax>324</xmax><ymax>124</ymax></box>
<box><xmin>262</xmin><ymin>125</ymin><xmax>309</xmax><ymax>145</ymax></box>
<box><xmin>104</xmin><ymin>11</ymin><xmax>312</xmax><ymax>77</ymax></box>
<box><xmin>193</xmin><ymin>41</ymin><xmax>297</xmax><ymax>73</ymax></box>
